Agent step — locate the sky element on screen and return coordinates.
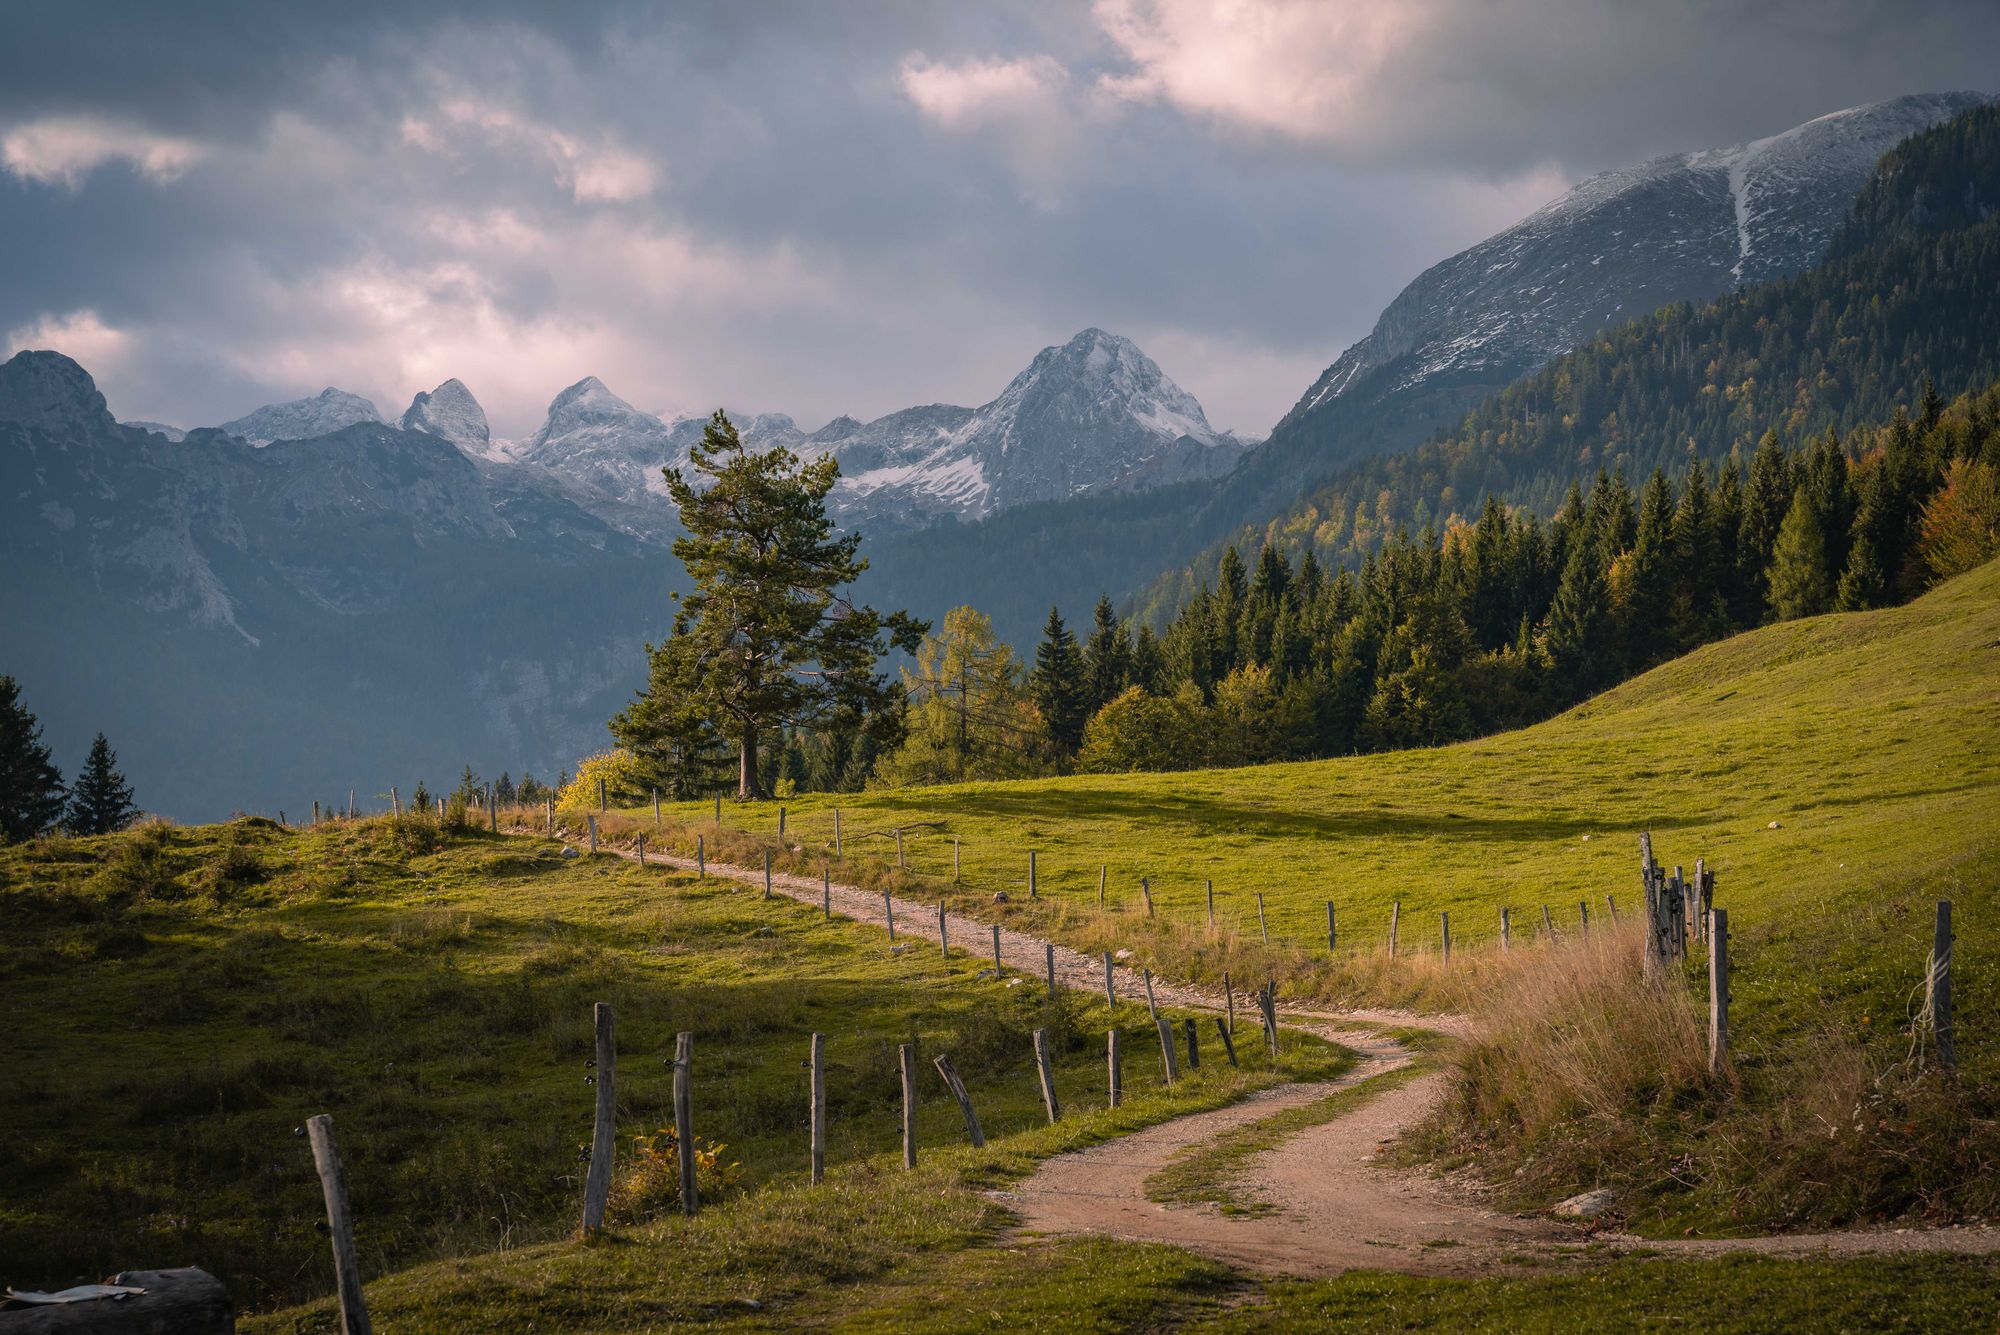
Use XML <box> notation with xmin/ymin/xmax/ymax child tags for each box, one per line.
<box><xmin>2</xmin><ymin>1</ymin><xmax>1995</xmax><ymax>440</ymax></box>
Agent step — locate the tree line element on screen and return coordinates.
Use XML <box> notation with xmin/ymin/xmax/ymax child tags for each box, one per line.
<box><xmin>0</xmin><ymin>676</ymin><xmax>138</xmax><ymax>841</ymax></box>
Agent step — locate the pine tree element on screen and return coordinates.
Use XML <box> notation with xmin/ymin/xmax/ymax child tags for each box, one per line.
<box><xmin>1081</xmin><ymin>596</ymin><xmax>1132</xmax><ymax>713</ymax></box>
<box><xmin>0</xmin><ymin>676</ymin><xmax>66</xmax><ymax>843</ymax></box>
<box><xmin>1620</xmin><ymin>469</ymin><xmax>1676</xmax><ymax>662</ymax></box>
<box><xmin>1738</xmin><ymin>430</ymin><xmax>1793</xmax><ymax>619</ymax></box>
<box><xmin>1768</xmin><ymin>490</ymin><xmax>1834</xmax><ymax>620</ymax></box>
<box><xmin>1543</xmin><ymin>546</ymin><xmax>1611</xmax><ymax>698</ymax></box>
<box><xmin>1029</xmin><ymin>606</ymin><xmax>1089</xmax><ymax>756</ymax></box>
<box><xmin>412</xmin><ymin>779</ymin><xmax>433</xmax><ymax>812</ymax></box>
<box><xmin>650</xmin><ymin>411</ymin><xmax>925</xmax><ymax>797</ymax></box>
<box><xmin>65</xmin><ymin>733</ymin><xmax>136</xmax><ymax>835</ymax></box>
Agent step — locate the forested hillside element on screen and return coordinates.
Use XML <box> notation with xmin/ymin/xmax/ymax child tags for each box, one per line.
<box><xmin>1139</xmin><ymin>100</ymin><xmax>2000</xmax><ymax>621</ymax></box>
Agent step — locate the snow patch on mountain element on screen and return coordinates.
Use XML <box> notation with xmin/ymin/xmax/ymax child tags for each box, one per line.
<box><xmin>217</xmin><ymin>387</ymin><xmax>383</xmax><ymax>446</ymax></box>
<box><xmin>399</xmin><ymin>378</ymin><xmax>491</xmax><ymax>453</ymax></box>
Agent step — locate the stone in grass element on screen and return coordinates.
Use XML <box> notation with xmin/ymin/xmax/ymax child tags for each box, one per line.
<box><xmin>560</xmin><ymin>846</ymin><xmax>581</xmax><ymax>859</ymax></box>
<box><xmin>1552</xmin><ymin>1188</ymin><xmax>1617</xmax><ymax>1218</ymax></box>
<box><xmin>975</xmin><ymin>968</ymin><xmax>997</xmax><ymax>980</ymax></box>
<box><xmin>1767</xmin><ymin>819</ymin><xmax>1783</xmax><ymax>829</ymax></box>
<box><xmin>992</xmin><ymin>891</ymin><xmax>1010</xmax><ymax>904</ymax></box>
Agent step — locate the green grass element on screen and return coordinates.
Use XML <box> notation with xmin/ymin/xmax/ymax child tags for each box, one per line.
<box><xmin>0</xmin><ymin>814</ymin><xmax>1347</xmax><ymax>1311</ymax></box>
<box><xmin>1145</xmin><ymin>1054</ymin><xmax>1435</xmax><ymax>1217</ymax></box>
<box><xmin>1185</xmin><ymin>1254</ymin><xmax>2000</xmax><ymax>1333</ymax></box>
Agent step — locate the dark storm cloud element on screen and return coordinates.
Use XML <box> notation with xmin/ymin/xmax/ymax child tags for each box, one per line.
<box><xmin>1</xmin><ymin>1</ymin><xmax>1992</xmax><ymax>438</ymax></box>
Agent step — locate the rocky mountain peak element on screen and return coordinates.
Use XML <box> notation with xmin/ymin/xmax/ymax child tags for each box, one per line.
<box><xmin>0</xmin><ymin>349</ymin><xmax>119</xmax><ymax>438</ymax></box>
<box><xmin>399</xmin><ymin>378</ymin><xmax>490</xmax><ymax>453</ymax></box>
<box><xmin>217</xmin><ymin>386</ymin><xmax>383</xmax><ymax>446</ymax></box>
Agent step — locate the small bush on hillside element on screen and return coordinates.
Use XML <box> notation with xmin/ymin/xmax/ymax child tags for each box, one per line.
<box><xmin>609</xmin><ymin>1126</ymin><xmax>740</xmax><ymax>1223</ymax></box>
<box><xmin>90</xmin><ymin>820</ymin><xmax>182</xmax><ymax>901</ymax></box>
<box><xmin>375</xmin><ymin>811</ymin><xmax>445</xmax><ymax>857</ymax></box>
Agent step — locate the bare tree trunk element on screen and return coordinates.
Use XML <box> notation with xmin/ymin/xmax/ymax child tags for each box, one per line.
<box><xmin>739</xmin><ymin>726</ymin><xmax>761</xmax><ymax>800</ymax></box>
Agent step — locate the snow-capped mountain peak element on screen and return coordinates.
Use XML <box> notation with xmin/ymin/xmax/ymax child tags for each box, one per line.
<box><xmin>399</xmin><ymin>378</ymin><xmax>490</xmax><ymax>454</ymax></box>
<box><xmin>216</xmin><ymin>386</ymin><xmax>383</xmax><ymax>446</ymax></box>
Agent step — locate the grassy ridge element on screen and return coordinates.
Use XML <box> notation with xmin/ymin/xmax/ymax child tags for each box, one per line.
<box><xmin>0</xmin><ymin>816</ymin><xmax>1345</xmax><ymax>1309</ymax></box>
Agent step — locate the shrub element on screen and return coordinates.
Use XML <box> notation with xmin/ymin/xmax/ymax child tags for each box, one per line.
<box><xmin>558</xmin><ymin>750</ymin><xmax>656</xmax><ymax>812</ymax></box>
<box><xmin>608</xmin><ymin>1126</ymin><xmax>741</xmax><ymax>1222</ymax></box>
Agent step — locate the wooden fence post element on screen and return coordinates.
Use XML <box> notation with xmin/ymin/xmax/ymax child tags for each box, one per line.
<box><xmin>637</xmin><ymin>833</ymin><xmax>646</xmax><ymax>866</ymax></box>
<box><xmin>487</xmin><ymin>786</ymin><xmax>497</xmax><ymax>833</ymax></box>
<box><xmin>954</xmin><ymin>838</ymin><xmax>962</xmax><ymax>883</ymax></box>
<box><xmin>674</xmin><ymin>1031</ymin><xmax>695</xmax><ymax>1215</ymax></box>
<box><xmin>1156</xmin><ymin>1015</ymin><xmax>1180</xmax><ymax>1085</ymax></box>
<box><xmin>1029</xmin><ymin>850</ymin><xmax>1037</xmax><ymax>900</ymax></box>
<box><xmin>992</xmin><ymin>923</ymin><xmax>1002</xmax><ymax>974</ymax></box>
<box><xmin>1142</xmin><ymin>968</ymin><xmax>1159</xmax><ymax>1020</ymax></box>
<box><xmin>1259</xmin><ymin>983</ymin><xmax>1279</xmax><ymax>1059</ymax></box>
<box><xmin>778</xmin><ymin>805</ymin><xmax>786</xmax><ymax>839</ymax></box>
<box><xmin>1579</xmin><ymin>900</ymin><xmax>1590</xmax><ymax>937</ymax></box>
<box><xmin>834</xmin><ymin>807</ymin><xmax>842</xmax><ymax>858</ymax></box>
<box><xmin>809</xmin><ymin>1032</ymin><xmax>826</xmax><ymax>1185</ymax></box>
<box><xmin>1256</xmin><ymin>892</ymin><xmax>1269</xmax><ymax>944</ymax></box>
<box><xmin>1046</xmin><ymin>942</ymin><xmax>1056</xmax><ymax>996</ymax></box>
<box><xmin>1930</xmin><ymin>900</ymin><xmax>1956</xmax><ymax>1069</ymax></box>
<box><xmin>1103</xmin><ymin>952</ymin><xmax>1116</xmax><ymax>1006</ymax></box>
<box><xmin>1213</xmin><ymin>1016</ymin><xmax>1238</xmax><ymax>1067</ymax></box>
<box><xmin>1206</xmin><ymin>879</ymin><xmax>1215</xmax><ymax>925</ymax></box>
<box><xmin>545</xmin><ymin>794</ymin><xmax>554</xmax><ymax>838</ymax></box>
<box><xmin>934</xmin><ymin>1053</ymin><xmax>985</xmax><ymax>1147</ymax></box>
<box><xmin>885</xmin><ymin>890</ymin><xmax>896</xmax><ymax>942</ymax></box>
<box><xmin>1541</xmin><ymin>904</ymin><xmax>1555</xmax><ymax>941</ymax></box>
<box><xmin>896</xmin><ymin>828</ymin><xmax>905</xmax><ymax>870</ymax></box>
<box><xmin>1100</xmin><ymin>865</ymin><xmax>1109</xmax><ymax>910</ymax></box>
<box><xmin>1606</xmin><ymin>893</ymin><xmax>1619</xmax><ymax>923</ymax></box>
<box><xmin>763</xmin><ymin>849</ymin><xmax>773</xmax><ymax>900</ymax></box>
<box><xmin>1500</xmin><ymin>906</ymin><xmax>1511</xmax><ymax>950</ymax></box>
<box><xmin>1389</xmin><ymin>900</ymin><xmax>1400</xmax><ymax>957</ymax></box>
<box><xmin>1223</xmin><ymin>970</ymin><xmax>1234</xmax><ymax>1034</ymax></box>
<box><xmin>1184</xmin><ymin>1017</ymin><xmax>1200</xmax><ymax>1070</ymax></box>
<box><xmin>696</xmin><ymin>834</ymin><xmax>705</xmax><ymax>879</ymax></box>
<box><xmin>1107</xmin><ymin>1029</ymin><xmax>1123</xmax><ymax>1107</ymax></box>
<box><xmin>581</xmin><ymin>1003</ymin><xmax>616</xmax><ymax>1236</ymax></box>
<box><xmin>899</xmin><ymin>1043</ymin><xmax>918</xmax><ymax>1167</ymax></box>
<box><xmin>349</xmin><ymin>789</ymin><xmax>355</xmax><ymax>819</ymax></box>
<box><xmin>653</xmin><ymin>789</ymin><xmax>660</xmax><ymax>828</ymax></box>
<box><xmin>823</xmin><ymin>863</ymin><xmax>831</xmax><ymax>920</ymax></box>
<box><xmin>598</xmin><ymin>778</ymin><xmax>606</xmax><ymax>813</ymax></box>
<box><xmin>314</xmin><ymin>800</ymin><xmax>320</xmax><ymax>826</ymax></box>
<box><xmin>1141</xmin><ymin>877</ymin><xmax>1155</xmax><ymax>917</ymax></box>
<box><xmin>1708</xmin><ymin>909</ymin><xmax>1729</xmax><ymax>1076</ymax></box>
<box><xmin>714</xmin><ymin>793</ymin><xmax>721</xmax><ymax>825</ymax></box>
<box><xmin>1327</xmin><ymin>901</ymin><xmax>1337</xmax><ymax>953</ymax></box>
<box><xmin>1034</xmin><ymin>1028</ymin><xmax>1060</xmax><ymax>1123</ymax></box>
<box><xmin>1441</xmin><ymin>911</ymin><xmax>1451</xmax><ymax>962</ymax></box>
<box><xmin>305</xmin><ymin>1114</ymin><xmax>372</xmax><ymax>1335</ymax></box>
<box><xmin>938</xmin><ymin>900</ymin><xmax>948</xmax><ymax>956</ymax></box>
<box><xmin>587</xmin><ymin>815</ymin><xmax>597</xmax><ymax>854</ymax></box>
<box><xmin>391</xmin><ymin>786</ymin><xmax>400</xmax><ymax>816</ymax></box>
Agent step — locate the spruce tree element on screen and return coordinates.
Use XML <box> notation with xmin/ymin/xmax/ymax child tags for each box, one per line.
<box><xmin>0</xmin><ymin>676</ymin><xmax>66</xmax><ymax>843</ymax></box>
<box><xmin>1768</xmin><ymin>490</ymin><xmax>1834</xmax><ymax>620</ymax></box>
<box><xmin>1082</xmin><ymin>596</ymin><xmax>1132</xmax><ymax>713</ymax></box>
<box><xmin>1029</xmin><ymin>607</ymin><xmax>1089</xmax><ymax>756</ymax></box>
<box><xmin>66</xmin><ymin>733</ymin><xmax>137</xmax><ymax>835</ymax></box>
<box><xmin>1543</xmin><ymin>546</ymin><xmax>1611</xmax><ymax>697</ymax></box>
<box><xmin>1738</xmin><ymin>430</ymin><xmax>1793</xmax><ymax>618</ymax></box>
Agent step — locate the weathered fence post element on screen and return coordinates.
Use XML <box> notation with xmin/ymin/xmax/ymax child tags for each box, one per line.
<box><xmin>1500</xmin><ymin>906</ymin><xmax>1511</xmax><ymax>950</ymax></box>
<box><xmin>778</xmin><ymin>805</ymin><xmax>786</xmax><ymax>840</ymax></box>
<box><xmin>1441</xmin><ymin>911</ymin><xmax>1451</xmax><ymax>961</ymax></box>
<box><xmin>1256</xmin><ymin>892</ymin><xmax>1269</xmax><ymax>944</ymax></box>
<box><xmin>1930</xmin><ymin>900</ymin><xmax>1956</xmax><ymax>1069</ymax></box>
<box><xmin>1708</xmin><ymin>909</ymin><xmax>1729</xmax><ymax>1076</ymax></box>
<box><xmin>992</xmin><ymin>923</ymin><xmax>1002</xmax><ymax>974</ymax></box>
<box><xmin>764</xmin><ymin>849</ymin><xmax>773</xmax><ymax>900</ymax></box>
<box><xmin>587</xmin><ymin>814</ymin><xmax>598</xmax><ymax>854</ymax></box>
<box><xmin>582</xmin><ymin>1002</ymin><xmax>616</xmax><ymax>1236</ymax></box>
<box><xmin>488</xmin><ymin>786</ymin><xmax>497</xmax><ymax>833</ymax></box>
<box><xmin>1541</xmin><ymin>903</ymin><xmax>1556</xmax><ymax>942</ymax></box>
<box><xmin>696</xmin><ymin>833</ymin><xmax>705</xmax><ymax>879</ymax></box>
<box><xmin>1046</xmin><ymin>942</ymin><xmax>1056</xmax><ymax>996</ymax></box>
<box><xmin>1579</xmin><ymin>900</ymin><xmax>1590</xmax><ymax>938</ymax></box>
<box><xmin>809</xmin><ymin>1032</ymin><xmax>826</xmax><ymax>1185</ymax></box>
<box><xmin>1140</xmin><ymin>876</ymin><xmax>1155</xmax><ymax>917</ymax></box>
<box><xmin>637</xmin><ymin>833</ymin><xmax>646</xmax><ymax>866</ymax></box>
<box><xmin>1028</xmin><ymin>849</ymin><xmax>1038</xmax><ymax>900</ymax></box>
<box><xmin>934</xmin><ymin>1053</ymin><xmax>985</xmax><ymax>1147</ymax></box>
<box><xmin>545</xmin><ymin>794</ymin><xmax>554</xmax><ymax>837</ymax></box>
<box><xmin>313</xmin><ymin>800</ymin><xmax>321</xmax><ymax>826</ymax></box>
<box><xmin>1156</xmin><ymin>1015</ymin><xmax>1180</xmax><ymax>1085</ymax></box>
<box><xmin>834</xmin><ymin>806</ymin><xmax>842</xmax><ymax>857</ymax></box>
<box><xmin>1101</xmin><ymin>865</ymin><xmax>1109</xmax><ymax>909</ymax></box>
<box><xmin>1223</xmin><ymin>970</ymin><xmax>1235</xmax><ymax>1034</ymax></box>
<box><xmin>1259</xmin><ymin>983</ymin><xmax>1279</xmax><ymax>1059</ymax></box>
<box><xmin>348</xmin><ymin>789</ymin><xmax>355</xmax><ymax>819</ymax></box>
<box><xmin>1389</xmin><ymin>899</ymin><xmax>1401</xmax><ymax>957</ymax></box>
<box><xmin>1184</xmin><ymin>1017</ymin><xmax>1200</xmax><ymax>1070</ymax></box>
<box><xmin>674</xmin><ymin>1031</ymin><xmax>696</xmax><ymax>1215</ymax></box>
<box><xmin>597</xmin><ymin>777</ymin><xmax>606</xmax><ymax>813</ymax></box>
<box><xmin>1206</xmin><ymin>879</ymin><xmax>1215</xmax><ymax>925</ymax></box>
<box><xmin>1103</xmin><ymin>952</ymin><xmax>1116</xmax><ymax>1006</ymax></box>
<box><xmin>954</xmin><ymin>838</ymin><xmax>962</xmax><ymax>883</ymax></box>
<box><xmin>1142</xmin><ymin>968</ymin><xmax>1159</xmax><ymax>1020</ymax></box>
<box><xmin>391</xmin><ymin>786</ymin><xmax>400</xmax><ymax>816</ymax></box>
<box><xmin>714</xmin><ymin>792</ymin><xmax>721</xmax><ymax>825</ymax></box>
<box><xmin>653</xmin><ymin>789</ymin><xmax>661</xmax><ymax>828</ymax></box>
<box><xmin>823</xmin><ymin>863</ymin><xmax>831</xmax><ymax>919</ymax></box>
<box><xmin>1606</xmin><ymin>893</ymin><xmax>1619</xmax><ymax>923</ymax></box>
<box><xmin>899</xmin><ymin>1043</ymin><xmax>918</xmax><ymax>1167</ymax></box>
<box><xmin>896</xmin><ymin>827</ymin><xmax>905</xmax><ymax>870</ymax></box>
<box><xmin>305</xmin><ymin>1114</ymin><xmax>372</xmax><ymax>1335</ymax></box>
<box><xmin>1034</xmin><ymin>1028</ymin><xmax>1060</xmax><ymax>1123</ymax></box>
<box><xmin>1327</xmin><ymin>900</ymin><xmax>1337</xmax><ymax>953</ymax></box>
<box><xmin>938</xmin><ymin>900</ymin><xmax>949</xmax><ymax>956</ymax></box>
<box><xmin>885</xmin><ymin>890</ymin><xmax>896</xmax><ymax>942</ymax></box>
<box><xmin>1107</xmin><ymin>1029</ymin><xmax>1123</xmax><ymax>1107</ymax></box>
<box><xmin>1214</xmin><ymin>1016</ymin><xmax>1238</xmax><ymax>1067</ymax></box>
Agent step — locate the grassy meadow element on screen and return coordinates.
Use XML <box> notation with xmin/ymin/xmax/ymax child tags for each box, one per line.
<box><xmin>0</xmin><ymin>815</ymin><xmax>1348</xmax><ymax>1311</ymax></box>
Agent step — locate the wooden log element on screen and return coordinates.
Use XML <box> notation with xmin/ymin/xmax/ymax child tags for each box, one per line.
<box><xmin>1500</xmin><ymin>906</ymin><xmax>1511</xmax><ymax>950</ymax></box>
<box><xmin>1141</xmin><ymin>877</ymin><xmax>1154</xmax><ymax>918</ymax></box>
<box><xmin>1708</xmin><ymin>909</ymin><xmax>1729</xmax><ymax>1076</ymax></box>
<box><xmin>1107</xmin><ymin>1029</ymin><xmax>1124</xmax><ymax>1107</ymax></box>
<box><xmin>696</xmin><ymin>834</ymin><xmax>705</xmax><ymax>879</ymax></box>
<box><xmin>933</xmin><ymin>1053</ymin><xmax>985</xmax><ymax>1147</ymax></box>
<box><xmin>938</xmin><ymin>900</ymin><xmax>949</xmax><ymax>957</ymax></box>
<box><xmin>1142</xmin><ymin>968</ymin><xmax>1159</xmax><ymax>1019</ymax></box>
<box><xmin>0</xmin><ymin>1268</ymin><xmax>234</xmax><ymax>1334</ymax></box>
<box><xmin>809</xmin><ymin>1032</ymin><xmax>826</xmax><ymax>1184</ymax></box>
<box><xmin>581</xmin><ymin>1003</ymin><xmax>616</xmax><ymax>1235</ymax></box>
<box><xmin>1256</xmin><ymin>892</ymin><xmax>1269</xmax><ymax>943</ymax></box>
<box><xmin>306</xmin><ymin>1114</ymin><xmax>373</xmax><ymax>1335</ymax></box>
<box><xmin>1930</xmin><ymin>900</ymin><xmax>1956</xmax><ymax>1069</ymax></box>
<box><xmin>587</xmin><ymin>814</ymin><xmax>597</xmax><ymax>854</ymax></box>
<box><xmin>1046</xmin><ymin>942</ymin><xmax>1056</xmax><ymax>997</ymax></box>
<box><xmin>992</xmin><ymin>923</ymin><xmax>1002</xmax><ymax>974</ymax></box>
<box><xmin>1214</xmin><ymin>1016</ymin><xmax>1238</xmax><ymax>1067</ymax></box>
<box><xmin>823</xmin><ymin>863</ymin><xmax>831</xmax><ymax>920</ymax></box>
<box><xmin>899</xmin><ymin>1043</ymin><xmax>918</xmax><ymax>1166</ymax></box>
<box><xmin>1103</xmin><ymin>952</ymin><xmax>1116</xmax><ymax>1006</ymax></box>
<box><xmin>1028</xmin><ymin>849</ymin><xmax>1037</xmax><ymax>899</ymax></box>
<box><xmin>1389</xmin><ymin>899</ymin><xmax>1400</xmax><ymax>957</ymax></box>
<box><xmin>674</xmin><ymin>1031</ymin><xmax>696</xmax><ymax>1215</ymax></box>
<box><xmin>763</xmin><ymin>849</ymin><xmax>773</xmax><ymax>900</ymax></box>
<box><xmin>884</xmin><ymin>890</ymin><xmax>895</xmax><ymax>942</ymax></box>
<box><xmin>1155</xmin><ymin>1015</ymin><xmax>1179</xmax><ymax>1085</ymax></box>
<box><xmin>1326</xmin><ymin>900</ymin><xmax>1337</xmax><ymax>953</ymax></box>
<box><xmin>1184</xmin><ymin>1016</ymin><xmax>1200</xmax><ymax>1070</ymax></box>
<box><xmin>1033</xmin><ymin>1027</ymin><xmax>1060</xmax><ymax>1123</ymax></box>
<box><xmin>1441</xmin><ymin>911</ymin><xmax>1451</xmax><ymax>961</ymax></box>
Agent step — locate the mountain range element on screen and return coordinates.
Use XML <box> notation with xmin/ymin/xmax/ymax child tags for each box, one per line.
<box><xmin>13</xmin><ymin>91</ymin><xmax>1989</xmax><ymax>818</ymax></box>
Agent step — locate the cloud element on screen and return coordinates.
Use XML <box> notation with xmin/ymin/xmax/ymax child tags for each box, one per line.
<box><xmin>900</xmin><ymin>53</ymin><xmax>1070</xmax><ymax>130</ymax></box>
<box><xmin>1</xmin><ymin>115</ymin><xmax>206</xmax><ymax>187</ymax></box>
<box><xmin>7</xmin><ymin>308</ymin><xmax>132</xmax><ymax>369</ymax></box>
<box><xmin>403</xmin><ymin>96</ymin><xmax>659</xmax><ymax>203</ymax></box>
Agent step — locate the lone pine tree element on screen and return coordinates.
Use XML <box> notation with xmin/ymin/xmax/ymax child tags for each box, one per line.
<box><xmin>640</xmin><ymin>411</ymin><xmax>924</xmax><ymax>799</ymax></box>
<box><xmin>0</xmin><ymin>676</ymin><xmax>66</xmax><ymax>843</ymax></box>
<box><xmin>66</xmin><ymin>733</ymin><xmax>137</xmax><ymax>835</ymax></box>
<box><xmin>1030</xmin><ymin>606</ymin><xmax>1088</xmax><ymax>756</ymax></box>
